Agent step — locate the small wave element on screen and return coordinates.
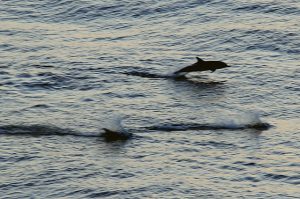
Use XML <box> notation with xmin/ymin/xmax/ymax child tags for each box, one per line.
<box><xmin>233</xmin><ymin>161</ymin><xmax>257</xmax><ymax>167</ymax></box>
<box><xmin>29</xmin><ymin>104</ymin><xmax>51</xmax><ymax>109</ymax></box>
<box><xmin>263</xmin><ymin>173</ymin><xmax>300</xmax><ymax>185</ymax></box>
<box><xmin>16</xmin><ymin>70</ymin><xmax>102</xmax><ymax>91</ymax></box>
<box><xmin>240</xmin><ymin>176</ymin><xmax>261</xmax><ymax>183</ymax></box>
<box><xmin>86</xmin><ymin>187</ymin><xmax>148</xmax><ymax>198</ymax></box>
<box><xmin>195</xmin><ymin>140</ymin><xmax>237</xmax><ymax>149</ymax></box>
<box><xmin>232</xmin><ymin>2</ymin><xmax>300</xmax><ymax>15</ymax></box>
<box><xmin>17</xmin><ymin>71</ymin><xmax>74</xmax><ymax>90</ymax></box>
<box><xmin>264</xmin><ymin>173</ymin><xmax>289</xmax><ymax>180</ymax></box>
<box><xmin>39</xmin><ymin>1</ymin><xmax>125</xmax><ymax>22</ymax></box>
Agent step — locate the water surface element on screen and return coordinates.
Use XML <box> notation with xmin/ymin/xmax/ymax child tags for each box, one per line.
<box><xmin>0</xmin><ymin>0</ymin><xmax>299</xmax><ymax>198</ymax></box>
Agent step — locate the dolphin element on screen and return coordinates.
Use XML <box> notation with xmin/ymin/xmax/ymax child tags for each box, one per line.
<box><xmin>101</xmin><ymin>128</ymin><xmax>132</xmax><ymax>142</ymax></box>
<box><xmin>174</xmin><ymin>57</ymin><xmax>230</xmax><ymax>75</ymax></box>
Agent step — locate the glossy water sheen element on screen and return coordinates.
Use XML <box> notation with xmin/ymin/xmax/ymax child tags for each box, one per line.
<box><xmin>0</xmin><ymin>0</ymin><xmax>299</xmax><ymax>198</ymax></box>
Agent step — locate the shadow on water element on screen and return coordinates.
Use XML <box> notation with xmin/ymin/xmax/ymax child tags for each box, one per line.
<box><xmin>97</xmin><ymin>137</ymin><xmax>130</xmax><ymax>153</ymax></box>
<box><xmin>171</xmin><ymin>75</ymin><xmax>226</xmax><ymax>88</ymax></box>
<box><xmin>123</xmin><ymin>69</ymin><xmax>226</xmax><ymax>98</ymax></box>
<box><xmin>123</xmin><ymin>69</ymin><xmax>227</xmax><ymax>84</ymax></box>
<box><xmin>167</xmin><ymin>75</ymin><xmax>226</xmax><ymax>100</ymax></box>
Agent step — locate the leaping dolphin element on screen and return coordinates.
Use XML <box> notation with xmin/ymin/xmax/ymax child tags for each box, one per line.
<box><xmin>174</xmin><ymin>57</ymin><xmax>230</xmax><ymax>75</ymax></box>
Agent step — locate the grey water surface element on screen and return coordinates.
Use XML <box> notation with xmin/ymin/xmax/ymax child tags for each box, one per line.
<box><xmin>0</xmin><ymin>0</ymin><xmax>299</xmax><ymax>198</ymax></box>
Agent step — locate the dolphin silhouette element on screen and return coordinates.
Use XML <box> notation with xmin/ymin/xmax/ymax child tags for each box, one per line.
<box><xmin>101</xmin><ymin>128</ymin><xmax>132</xmax><ymax>142</ymax></box>
<box><xmin>174</xmin><ymin>57</ymin><xmax>230</xmax><ymax>75</ymax></box>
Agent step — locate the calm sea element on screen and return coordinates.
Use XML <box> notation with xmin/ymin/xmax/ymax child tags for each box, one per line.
<box><xmin>0</xmin><ymin>0</ymin><xmax>299</xmax><ymax>198</ymax></box>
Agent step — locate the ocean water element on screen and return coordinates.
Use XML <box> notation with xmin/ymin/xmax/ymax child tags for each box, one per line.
<box><xmin>0</xmin><ymin>0</ymin><xmax>299</xmax><ymax>198</ymax></box>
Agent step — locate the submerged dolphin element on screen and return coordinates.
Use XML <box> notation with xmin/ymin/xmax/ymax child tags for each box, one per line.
<box><xmin>174</xmin><ymin>57</ymin><xmax>230</xmax><ymax>75</ymax></box>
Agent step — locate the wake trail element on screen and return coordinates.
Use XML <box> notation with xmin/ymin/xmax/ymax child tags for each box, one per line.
<box><xmin>0</xmin><ymin>112</ymin><xmax>272</xmax><ymax>139</ymax></box>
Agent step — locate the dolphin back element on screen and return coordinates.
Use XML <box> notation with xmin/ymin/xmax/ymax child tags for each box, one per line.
<box><xmin>174</xmin><ymin>58</ymin><xmax>229</xmax><ymax>75</ymax></box>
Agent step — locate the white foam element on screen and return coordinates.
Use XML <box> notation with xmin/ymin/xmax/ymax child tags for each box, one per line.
<box><xmin>103</xmin><ymin>115</ymin><xmax>130</xmax><ymax>135</ymax></box>
<box><xmin>106</xmin><ymin>115</ymin><xmax>124</xmax><ymax>131</ymax></box>
<box><xmin>214</xmin><ymin>111</ymin><xmax>263</xmax><ymax>129</ymax></box>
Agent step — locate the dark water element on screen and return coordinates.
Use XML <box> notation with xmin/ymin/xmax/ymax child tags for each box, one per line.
<box><xmin>1</xmin><ymin>0</ymin><xmax>299</xmax><ymax>198</ymax></box>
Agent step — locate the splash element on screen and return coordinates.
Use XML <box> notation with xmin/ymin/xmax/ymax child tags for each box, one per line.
<box><xmin>101</xmin><ymin>115</ymin><xmax>132</xmax><ymax>141</ymax></box>
<box><xmin>103</xmin><ymin>115</ymin><xmax>126</xmax><ymax>133</ymax></box>
<box><xmin>213</xmin><ymin>111</ymin><xmax>267</xmax><ymax>129</ymax></box>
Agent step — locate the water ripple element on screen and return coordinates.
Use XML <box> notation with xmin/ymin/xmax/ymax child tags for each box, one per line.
<box><xmin>0</xmin><ymin>0</ymin><xmax>299</xmax><ymax>198</ymax></box>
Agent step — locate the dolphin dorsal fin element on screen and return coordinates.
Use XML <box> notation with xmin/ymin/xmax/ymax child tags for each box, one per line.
<box><xmin>196</xmin><ymin>57</ymin><xmax>204</xmax><ymax>62</ymax></box>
